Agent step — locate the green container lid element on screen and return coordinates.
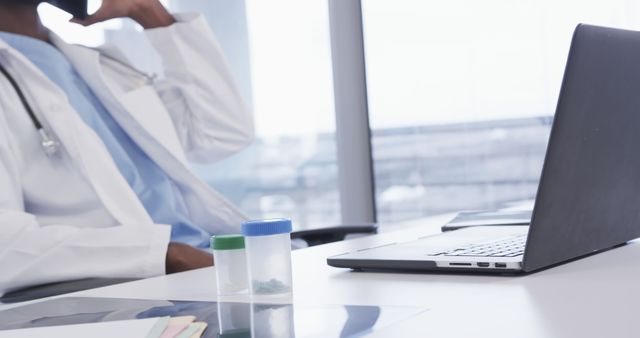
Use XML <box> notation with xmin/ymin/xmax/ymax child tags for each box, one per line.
<box><xmin>210</xmin><ymin>235</ymin><xmax>245</xmax><ymax>251</ymax></box>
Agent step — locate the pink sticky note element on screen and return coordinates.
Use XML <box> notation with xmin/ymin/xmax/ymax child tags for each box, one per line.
<box><xmin>159</xmin><ymin>323</ymin><xmax>190</xmax><ymax>338</ymax></box>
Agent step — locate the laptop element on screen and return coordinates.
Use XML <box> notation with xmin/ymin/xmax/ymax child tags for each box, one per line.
<box><xmin>327</xmin><ymin>24</ymin><xmax>640</xmax><ymax>273</ymax></box>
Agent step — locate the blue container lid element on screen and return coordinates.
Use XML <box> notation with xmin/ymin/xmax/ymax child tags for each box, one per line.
<box><xmin>242</xmin><ymin>218</ymin><xmax>292</xmax><ymax>236</ymax></box>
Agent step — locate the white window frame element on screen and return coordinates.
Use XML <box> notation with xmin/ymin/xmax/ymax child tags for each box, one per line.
<box><xmin>328</xmin><ymin>0</ymin><xmax>377</xmax><ymax>224</ymax></box>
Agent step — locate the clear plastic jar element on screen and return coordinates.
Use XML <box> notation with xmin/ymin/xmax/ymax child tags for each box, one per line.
<box><xmin>210</xmin><ymin>235</ymin><xmax>249</xmax><ymax>296</ymax></box>
<box><xmin>242</xmin><ymin>219</ymin><xmax>293</xmax><ymax>296</ymax></box>
<box><xmin>251</xmin><ymin>303</ymin><xmax>294</xmax><ymax>337</ymax></box>
<box><xmin>217</xmin><ymin>302</ymin><xmax>251</xmax><ymax>335</ymax></box>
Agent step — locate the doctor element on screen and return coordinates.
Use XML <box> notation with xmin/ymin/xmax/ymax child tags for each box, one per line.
<box><xmin>0</xmin><ymin>0</ymin><xmax>254</xmax><ymax>296</ymax></box>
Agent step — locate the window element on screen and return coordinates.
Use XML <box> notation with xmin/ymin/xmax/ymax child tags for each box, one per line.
<box><xmin>362</xmin><ymin>0</ymin><xmax>640</xmax><ymax>223</ymax></box>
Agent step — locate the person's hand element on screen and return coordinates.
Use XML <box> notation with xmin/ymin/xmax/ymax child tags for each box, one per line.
<box><xmin>70</xmin><ymin>0</ymin><xmax>175</xmax><ymax>29</ymax></box>
<box><xmin>165</xmin><ymin>242</ymin><xmax>214</xmax><ymax>274</ymax></box>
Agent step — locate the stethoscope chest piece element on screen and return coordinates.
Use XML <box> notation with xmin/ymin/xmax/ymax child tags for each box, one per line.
<box><xmin>38</xmin><ymin>128</ymin><xmax>60</xmax><ymax>156</ymax></box>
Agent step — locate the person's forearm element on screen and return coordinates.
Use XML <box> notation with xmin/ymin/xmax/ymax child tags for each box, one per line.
<box><xmin>145</xmin><ymin>12</ymin><xmax>254</xmax><ymax>163</ymax></box>
<box><xmin>129</xmin><ymin>0</ymin><xmax>175</xmax><ymax>29</ymax></box>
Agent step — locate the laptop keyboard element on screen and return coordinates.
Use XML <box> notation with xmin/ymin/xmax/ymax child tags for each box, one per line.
<box><xmin>429</xmin><ymin>234</ymin><xmax>527</xmax><ymax>257</ymax></box>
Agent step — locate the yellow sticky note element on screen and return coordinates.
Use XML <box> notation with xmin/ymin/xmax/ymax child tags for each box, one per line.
<box><xmin>169</xmin><ymin>316</ymin><xmax>196</xmax><ymax>325</ymax></box>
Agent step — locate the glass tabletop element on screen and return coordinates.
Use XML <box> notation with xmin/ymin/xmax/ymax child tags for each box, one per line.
<box><xmin>0</xmin><ymin>297</ymin><xmax>428</xmax><ymax>338</ymax></box>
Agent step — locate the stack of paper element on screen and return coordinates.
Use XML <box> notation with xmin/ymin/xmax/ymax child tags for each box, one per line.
<box><xmin>0</xmin><ymin>316</ymin><xmax>208</xmax><ymax>338</ymax></box>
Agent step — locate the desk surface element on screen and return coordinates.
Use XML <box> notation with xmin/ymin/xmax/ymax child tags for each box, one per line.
<box><xmin>57</xmin><ymin>214</ymin><xmax>640</xmax><ymax>337</ymax></box>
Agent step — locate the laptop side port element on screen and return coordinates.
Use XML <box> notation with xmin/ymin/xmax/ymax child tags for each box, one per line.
<box><xmin>477</xmin><ymin>262</ymin><xmax>490</xmax><ymax>267</ymax></box>
<box><xmin>495</xmin><ymin>263</ymin><xmax>507</xmax><ymax>268</ymax></box>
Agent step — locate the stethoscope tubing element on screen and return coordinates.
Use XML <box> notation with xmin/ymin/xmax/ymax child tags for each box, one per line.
<box><xmin>0</xmin><ymin>62</ymin><xmax>42</xmax><ymax>129</ymax></box>
<box><xmin>0</xmin><ymin>62</ymin><xmax>59</xmax><ymax>156</ymax></box>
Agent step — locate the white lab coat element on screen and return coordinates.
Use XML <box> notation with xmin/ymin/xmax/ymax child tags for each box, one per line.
<box><xmin>0</xmin><ymin>13</ymin><xmax>254</xmax><ymax>296</ymax></box>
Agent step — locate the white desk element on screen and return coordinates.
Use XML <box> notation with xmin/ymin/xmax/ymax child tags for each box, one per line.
<box><xmin>60</xmin><ymin>214</ymin><xmax>639</xmax><ymax>337</ymax></box>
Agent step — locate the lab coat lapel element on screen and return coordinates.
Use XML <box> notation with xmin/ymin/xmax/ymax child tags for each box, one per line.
<box><xmin>52</xmin><ymin>37</ymin><xmax>188</xmax><ymax>166</ymax></box>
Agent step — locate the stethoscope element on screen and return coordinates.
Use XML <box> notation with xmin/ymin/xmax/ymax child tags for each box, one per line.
<box><xmin>0</xmin><ymin>62</ymin><xmax>60</xmax><ymax>156</ymax></box>
<box><xmin>0</xmin><ymin>48</ymin><xmax>156</xmax><ymax>156</ymax></box>
<box><xmin>0</xmin><ymin>54</ymin><xmax>153</xmax><ymax>157</ymax></box>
